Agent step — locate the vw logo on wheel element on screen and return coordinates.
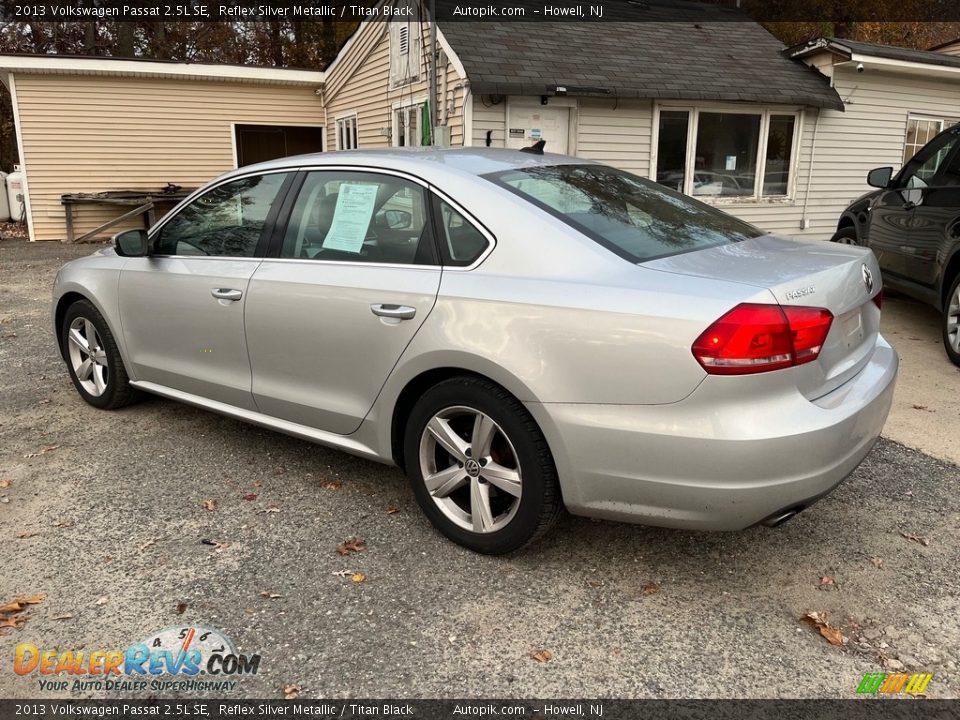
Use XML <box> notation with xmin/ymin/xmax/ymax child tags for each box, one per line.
<box><xmin>862</xmin><ymin>264</ymin><xmax>874</xmax><ymax>294</ymax></box>
<box><xmin>464</xmin><ymin>459</ymin><xmax>481</xmax><ymax>477</ymax></box>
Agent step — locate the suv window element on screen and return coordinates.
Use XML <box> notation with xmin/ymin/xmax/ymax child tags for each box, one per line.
<box><xmin>900</xmin><ymin>130</ymin><xmax>960</xmax><ymax>189</ymax></box>
<box><xmin>155</xmin><ymin>173</ymin><xmax>289</xmax><ymax>257</ymax></box>
<box><xmin>280</xmin><ymin>171</ymin><xmax>435</xmax><ymax>265</ymax></box>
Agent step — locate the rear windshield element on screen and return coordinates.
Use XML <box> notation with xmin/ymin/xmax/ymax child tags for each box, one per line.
<box><xmin>484</xmin><ymin>164</ymin><xmax>763</xmax><ymax>262</ymax></box>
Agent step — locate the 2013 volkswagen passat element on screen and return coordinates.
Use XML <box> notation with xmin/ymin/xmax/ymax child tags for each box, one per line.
<box><xmin>53</xmin><ymin>149</ymin><xmax>898</xmax><ymax>553</ymax></box>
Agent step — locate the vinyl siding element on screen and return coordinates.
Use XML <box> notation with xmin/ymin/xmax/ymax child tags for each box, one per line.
<box><xmin>13</xmin><ymin>73</ymin><xmax>324</xmax><ymax>242</ymax></box>
<box><xmin>324</xmin><ymin>21</ymin><xmax>464</xmax><ymax>151</ymax></box>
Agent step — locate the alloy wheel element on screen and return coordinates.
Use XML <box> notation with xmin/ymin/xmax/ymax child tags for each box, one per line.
<box><xmin>67</xmin><ymin>316</ymin><xmax>109</xmax><ymax>397</ymax></box>
<box><xmin>418</xmin><ymin>405</ymin><xmax>523</xmax><ymax>533</ymax></box>
<box><xmin>948</xmin><ymin>285</ymin><xmax>960</xmax><ymax>353</ymax></box>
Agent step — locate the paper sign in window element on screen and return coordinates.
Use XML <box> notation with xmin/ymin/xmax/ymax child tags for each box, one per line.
<box><xmin>322</xmin><ymin>183</ymin><xmax>379</xmax><ymax>253</ymax></box>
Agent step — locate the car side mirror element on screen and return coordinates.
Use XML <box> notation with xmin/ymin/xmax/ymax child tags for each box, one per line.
<box><xmin>113</xmin><ymin>229</ymin><xmax>149</xmax><ymax>257</ymax></box>
<box><xmin>867</xmin><ymin>167</ymin><xmax>893</xmax><ymax>189</ymax></box>
<box><xmin>382</xmin><ymin>209</ymin><xmax>413</xmax><ymax>230</ymax></box>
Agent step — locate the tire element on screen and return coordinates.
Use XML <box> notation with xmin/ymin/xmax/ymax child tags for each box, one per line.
<box><xmin>404</xmin><ymin>376</ymin><xmax>562</xmax><ymax>554</ymax></box>
<box><xmin>830</xmin><ymin>225</ymin><xmax>859</xmax><ymax>245</ymax></box>
<box><xmin>943</xmin><ymin>273</ymin><xmax>960</xmax><ymax>367</ymax></box>
<box><xmin>61</xmin><ymin>299</ymin><xmax>140</xmax><ymax>410</ymax></box>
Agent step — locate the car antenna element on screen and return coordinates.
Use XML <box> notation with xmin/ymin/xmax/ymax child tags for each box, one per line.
<box><xmin>520</xmin><ymin>140</ymin><xmax>546</xmax><ymax>154</ymax></box>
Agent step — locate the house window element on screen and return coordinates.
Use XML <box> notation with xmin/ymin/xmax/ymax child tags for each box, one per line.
<box><xmin>336</xmin><ymin>115</ymin><xmax>358</xmax><ymax>150</ymax></box>
<box><xmin>655</xmin><ymin>108</ymin><xmax>799</xmax><ymax>199</ymax></box>
<box><xmin>903</xmin><ymin>115</ymin><xmax>960</xmax><ymax>163</ymax></box>
<box><xmin>393</xmin><ymin>103</ymin><xmax>425</xmax><ymax>147</ymax></box>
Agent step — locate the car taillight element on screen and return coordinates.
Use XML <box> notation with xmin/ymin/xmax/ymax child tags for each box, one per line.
<box><xmin>873</xmin><ymin>291</ymin><xmax>883</xmax><ymax>309</ymax></box>
<box><xmin>692</xmin><ymin>303</ymin><xmax>834</xmax><ymax>375</ymax></box>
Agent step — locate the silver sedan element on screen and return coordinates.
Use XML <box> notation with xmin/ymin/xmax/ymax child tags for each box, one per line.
<box><xmin>52</xmin><ymin>149</ymin><xmax>898</xmax><ymax>554</ymax></box>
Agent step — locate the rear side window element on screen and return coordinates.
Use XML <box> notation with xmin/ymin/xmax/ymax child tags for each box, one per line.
<box><xmin>432</xmin><ymin>197</ymin><xmax>489</xmax><ymax>266</ymax></box>
<box><xmin>484</xmin><ymin>164</ymin><xmax>763</xmax><ymax>262</ymax></box>
<box><xmin>155</xmin><ymin>173</ymin><xmax>289</xmax><ymax>257</ymax></box>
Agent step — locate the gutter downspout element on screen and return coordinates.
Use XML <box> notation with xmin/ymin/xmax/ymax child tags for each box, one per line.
<box><xmin>800</xmin><ymin>107</ymin><xmax>823</xmax><ymax>232</ymax></box>
<box><xmin>428</xmin><ymin>0</ymin><xmax>437</xmax><ymax>145</ymax></box>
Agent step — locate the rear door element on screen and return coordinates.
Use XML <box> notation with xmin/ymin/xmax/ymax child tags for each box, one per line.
<box><xmin>119</xmin><ymin>171</ymin><xmax>293</xmax><ymax>410</ymax></box>
<box><xmin>244</xmin><ymin>169</ymin><xmax>442</xmax><ymax>434</ymax></box>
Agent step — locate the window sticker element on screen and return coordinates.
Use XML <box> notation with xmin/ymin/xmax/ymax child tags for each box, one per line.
<box><xmin>322</xmin><ymin>183</ymin><xmax>379</xmax><ymax>253</ymax></box>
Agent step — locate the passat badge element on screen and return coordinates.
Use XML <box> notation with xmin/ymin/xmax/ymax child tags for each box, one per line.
<box><xmin>862</xmin><ymin>264</ymin><xmax>874</xmax><ymax>293</ymax></box>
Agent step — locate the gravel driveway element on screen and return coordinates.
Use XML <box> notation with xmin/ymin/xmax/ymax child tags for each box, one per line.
<box><xmin>1</xmin><ymin>239</ymin><xmax>958</xmax><ymax>700</ymax></box>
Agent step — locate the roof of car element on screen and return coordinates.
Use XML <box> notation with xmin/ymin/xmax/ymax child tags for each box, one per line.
<box><xmin>225</xmin><ymin>147</ymin><xmax>585</xmax><ymax>181</ymax></box>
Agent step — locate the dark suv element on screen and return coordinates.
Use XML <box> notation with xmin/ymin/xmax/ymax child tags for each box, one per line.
<box><xmin>833</xmin><ymin>124</ymin><xmax>960</xmax><ymax>366</ymax></box>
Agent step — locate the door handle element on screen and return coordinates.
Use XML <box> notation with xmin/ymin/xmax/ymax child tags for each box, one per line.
<box><xmin>211</xmin><ymin>288</ymin><xmax>243</xmax><ymax>301</ymax></box>
<box><xmin>370</xmin><ymin>303</ymin><xmax>416</xmax><ymax>320</ymax></box>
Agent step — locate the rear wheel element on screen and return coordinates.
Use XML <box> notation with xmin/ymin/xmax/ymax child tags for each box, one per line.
<box><xmin>830</xmin><ymin>225</ymin><xmax>859</xmax><ymax>245</ymax></box>
<box><xmin>943</xmin><ymin>273</ymin><xmax>960</xmax><ymax>366</ymax></box>
<box><xmin>404</xmin><ymin>376</ymin><xmax>561</xmax><ymax>554</ymax></box>
<box><xmin>62</xmin><ymin>300</ymin><xmax>140</xmax><ymax>409</ymax></box>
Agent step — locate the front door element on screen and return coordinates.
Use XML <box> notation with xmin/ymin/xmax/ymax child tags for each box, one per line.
<box><xmin>119</xmin><ymin>171</ymin><xmax>293</xmax><ymax>410</ymax></box>
<box><xmin>506</xmin><ymin>100</ymin><xmax>571</xmax><ymax>154</ymax></box>
<box><xmin>245</xmin><ymin>169</ymin><xmax>441</xmax><ymax>434</ymax></box>
<box><xmin>870</xmin><ymin>128</ymin><xmax>960</xmax><ymax>285</ymax></box>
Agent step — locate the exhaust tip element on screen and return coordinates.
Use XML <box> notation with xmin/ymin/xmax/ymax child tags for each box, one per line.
<box><xmin>762</xmin><ymin>508</ymin><xmax>802</xmax><ymax>528</ymax></box>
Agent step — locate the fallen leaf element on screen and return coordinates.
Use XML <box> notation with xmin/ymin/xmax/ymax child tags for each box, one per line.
<box><xmin>0</xmin><ymin>615</ymin><xmax>28</xmax><ymax>631</ymax></box>
<box><xmin>819</xmin><ymin>575</ymin><xmax>836</xmax><ymax>587</ymax></box>
<box><xmin>256</xmin><ymin>506</ymin><xmax>280</xmax><ymax>514</ymax></box>
<box><xmin>332</xmin><ymin>570</ymin><xmax>352</xmax><ymax>578</ymax></box>
<box><xmin>260</xmin><ymin>591</ymin><xmax>282</xmax><ymax>599</ymax></box>
<box><xmin>529</xmin><ymin>649</ymin><xmax>554</xmax><ymax>663</ymax></box>
<box><xmin>37</xmin><ymin>399</ymin><xmax>51</xmax><ymax>405</ymax></box>
<box><xmin>203</xmin><ymin>499</ymin><xmax>218</xmax><ymax>511</ymax></box>
<box><xmin>200</xmin><ymin>538</ymin><xmax>229</xmax><ymax>552</ymax></box>
<box><xmin>139</xmin><ymin>539</ymin><xmax>157</xmax><ymax>552</ymax></box>
<box><xmin>0</xmin><ymin>479</ymin><xmax>10</xmax><ymax>488</ymax></box>
<box><xmin>351</xmin><ymin>573</ymin><xmax>366</xmax><ymax>584</ymax></box>
<box><xmin>95</xmin><ymin>597</ymin><xmax>108</xmax><ymax>606</ymax></box>
<box><xmin>52</xmin><ymin>614</ymin><xmax>74</xmax><ymax>621</ymax></box>
<box><xmin>385</xmin><ymin>504</ymin><xmax>400</xmax><ymax>514</ymax></box>
<box><xmin>16</xmin><ymin>532</ymin><xmax>38</xmax><ymax>539</ymax></box>
<box><xmin>321</xmin><ymin>480</ymin><xmax>342</xmax><ymax>491</ymax></box>
<box><xmin>870</xmin><ymin>556</ymin><xmax>885</xmax><ymax>569</ymax></box>
<box><xmin>900</xmin><ymin>532</ymin><xmax>930</xmax><ymax>546</ymax></box>
<box><xmin>641</xmin><ymin>582</ymin><xmax>660</xmax><ymax>595</ymax></box>
<box><xmin>2</xmin><ymin>332</ymin><xmax>17</xmax><ymax>339</ymax></box>
<box><xmin>282</xmin><ymin>684</ymin><xmax>301</xmax><ymax>700</ymax></box>
<box><xmin>801</xmin><ymin>612</ymin><xmax>847</xmax><ymax>646</ymax></box>
<box><xmin>54</xmin><ymin>519</ymin><xmax>74</xmax><ymax>529</ymax></box>
<box><xmin>242</xmin><ymin>493</ymin><xmax>258</xmax><ymax>502</ymax></box>
<box><xmin>176</xmin><ymin>602</ymin><xmax>188</xmax><ymax>615</ymax></box>
<box><xmin>911</xmin><ymin>404</ymin><xmax>931</xmax><ymax>411</ymax></box>
<box><xmin>336</xmin><ymin>536</ymin><xmax>366</xmax><ymax>556</ymax></box>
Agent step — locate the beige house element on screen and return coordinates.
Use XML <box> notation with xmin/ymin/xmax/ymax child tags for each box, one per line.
<box><xmin>0</xmin><ymin>56</ymin><xmax>324</xmax><ymax>242</ymax></box>
<box><xmin>4</xmin><ymin>6</ymin><xmax>960</xmax><ymax>244</ymax></box>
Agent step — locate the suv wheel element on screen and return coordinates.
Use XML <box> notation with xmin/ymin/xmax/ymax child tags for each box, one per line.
<box><xmin>943</xmin><ymin>273</ymin><xmax>960</xmax><ymax>367</ymax></box>
<box><xmin>830</xmin><ymin>226</ymin><xmax>858</xmax><ymax>245</ymax></box>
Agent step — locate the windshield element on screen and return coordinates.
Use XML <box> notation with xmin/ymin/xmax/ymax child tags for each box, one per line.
<box><xmin>484</xmin><ymin>164</ymin><xmax>764</xmax><ymax>262</ymax></box>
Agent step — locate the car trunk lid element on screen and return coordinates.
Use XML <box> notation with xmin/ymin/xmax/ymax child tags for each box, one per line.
<box><xmin>644</xmin><ymin>235</ymin><xmax>883</xmax><ymax>399</ymax></box>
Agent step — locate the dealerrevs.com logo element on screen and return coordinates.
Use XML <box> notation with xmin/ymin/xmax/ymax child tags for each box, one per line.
<box><xmin>14</xmin><ymin>625</ymin><xmax>261</xmax><ymax>693</ymax></box>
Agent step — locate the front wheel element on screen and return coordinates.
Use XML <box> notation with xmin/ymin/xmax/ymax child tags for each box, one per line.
<box><xmin>61</xmin><ymin>299</ymin><xmax>140</xmax><ymax>409</ymax></box>
<box><xmin>830</xmin><ymin>226</ymin><xmax>859</xmax><ymax>245</ymax></box>
<box><xmin>404</xmin><ymin>376</ymin><xmax>562</xmax><ymax>554</ymax></box>
<box><xmin>943</xmin><ymin>273</ymin><xmax>960</xmax><ymax>367</ymax></box>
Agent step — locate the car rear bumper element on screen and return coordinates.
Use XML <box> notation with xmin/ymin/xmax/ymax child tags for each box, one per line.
<box><xmin>526</xmin><ymin>335</ymin><xmax>898</xmax><ymax>530</ymax></box>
